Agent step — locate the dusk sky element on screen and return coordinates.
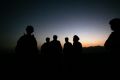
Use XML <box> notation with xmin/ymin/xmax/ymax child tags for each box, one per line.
<box><xmin>0</xmin><ymin>0</ymin><xmax>120</xmax><ymax>49</ymax></box>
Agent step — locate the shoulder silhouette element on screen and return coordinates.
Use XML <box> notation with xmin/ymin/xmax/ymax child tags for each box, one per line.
<box><xmin>15</xmin><ymin>25</ymin><xmax>38</xmax><ymax>56</ymax></box>
<box><xmin>72</xmin><ymin>35</ymin><xmax>82</xmax><ymax>69</ymax></box>
<box><xmin>73</xmin><ymin>35</ymin><xmax>82</xmax><ymax>54</ymax></box>
<box><xmin>47</xmin><ymin>35</ymin><xmax>62</xmax><ymax>66</ymax></box>
<box><xmin>41</xmin><ymin>37</ymin><xmax>51</xmax><ymax>56</ymax></box>
<box><xmin>63</xmin><ymin>37</ymin><xmax>73</xmax><ymax>56</ymax></box>
<box><xmin>63</xmin><ymin>37</ymin><xmax>73</xmax><ymax>67</ymax></box>
<box><xmin>50</xmin><ymin>35</ymin><xmax>62</xmax><ymax>56</ymax></box>
<box><xmin>104</xmin><ymin>18</ymin><xmax>120</xmax><ymax>63</ymax></box>
<box><xmin>104</xmin><ymin>18</ymin><xmax>120</xmax><ymax>52</ymax></box>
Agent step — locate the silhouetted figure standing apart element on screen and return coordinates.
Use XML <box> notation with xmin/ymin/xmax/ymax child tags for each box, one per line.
<box><xmin>15</xmin><ymin>25</ymin><xmax>38</xmax><ymax>63</ymax></box>
<box><xmin>63</xmin><ymin>37</ymin><xmax>73</xmax><ymax>71</ymax></box>
<box><xmin>104</xmin><ymin>18</ymin><xmax>120</xmax><ymax>63</ymax></box>
<box><xmin>72</xmin><ymin>35</ymin><xmax>82</xmax><ymax>69</ymax></box>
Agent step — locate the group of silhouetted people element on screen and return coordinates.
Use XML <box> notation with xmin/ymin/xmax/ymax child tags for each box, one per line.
<box><xmin>41</xmin><ymin>35</ymin><xmax>82</xmax><ymax>55</ymax></box>
<box><xmin>15</xmin><ymin>18</ymin><xmax>120</xmax><ymax>65</ymax></box>
<box><xmin>40</xmin><ymin>35</ymin><xmax>82</xmax><ymax>65</ymax></box>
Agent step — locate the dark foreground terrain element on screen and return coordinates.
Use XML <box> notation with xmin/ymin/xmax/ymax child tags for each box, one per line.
<box><xmin>0</xmin><ymin>46</ymin><xmax>113</xmax><ymax>64</ymax></box>
<box><xmin>0</xmin><ymin>46</ymin><xmax>115</xmax><ymax>71</ymax></box>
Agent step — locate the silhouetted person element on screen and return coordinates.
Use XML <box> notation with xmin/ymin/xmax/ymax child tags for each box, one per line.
<box><xmin>15</xmin><ymin>25</ymin><xmax>38</xmax><ymax>63</ymax></box>
<box><xmin>41</xmin><ymin>37</ymin><xmax>51</xmax><ymax>56</ymax></box>
<box><xmin>73</xmin><ymin>35</ymin><xmax>82</xmax><ymax>55</ymax></box>
<box><xmin>49</xmin><ymin>35</ymin><xmax>62</xmax><ymax>70</ymax></box>
<box><xmin>50</xmin><ymin>35</ymin><xmax>62</xmax><ymax>57</ymax></box>
<box><xmin>72</xmin><ymin>35</ymin><xmax>82</xmax><ymax>69</ymax></box>
<box><xmin>41</xmin><ymin>37</ymin><xmax>51</xmax><ymax>64</ymax></box>
<box><xmin>63</xmin><ymin>37</ymin><xmax>73</xmax><ymax>71</ymax></box>
<box><xmin>63</xmin><ymin>37</ymin><xmax>73</xmax><ymax>61</ymax></box>
<box><xmin>104</xmin><ymin>18</ymin><xmax>120</xmax><ymax>63</ymax></box>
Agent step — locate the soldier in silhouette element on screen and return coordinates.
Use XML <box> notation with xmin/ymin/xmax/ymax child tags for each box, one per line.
<box><xmin>49</xmin><ymin>35</ymin><xmax>62</xmax><ymax>70</ymax></box>
<box><xmin>63</xmin><ymin>37</ymin><xmax>73</xmax><ymax>55</ymax></box>
<box><xmin>50</xmin><ymin>35</ymin><xmax>62</xmax><ymax>56</ymax></box>
<box><xmin>72</xmin><ymin>35</ymin><xmax>82</xmax><ymax>69</ymax></box>
<box><xmin>41</xmin><ymin>37</ymin><xmax>51</xmax><ymax>64</ymax></box>
<box><xmin>73</xmin><ymin>35</ymin><xmax>82</xmax><ymax>55</ymax></box>
<box><xmin>41</xmin><ymin>37</ymin><xmax>51</xmax><ymax>56</ymax></box>
<box><xmin>104</xmin><ymin>18</ymin><xmax>120</xmax><ymax>63</ymax></box>
<box><xmin>63</xmin><ymin>37</ymin><xmax>73</xmax><ymax>71</ymax></box>
<box><xmin>15</xmin><ymin>25</ymin><xmax>38</xmax><ymax>62</ymax></box>
<box><xmin>63</xmin><ymin>37</ymin><xmax>73</xmax><ymax>61</ymax></box>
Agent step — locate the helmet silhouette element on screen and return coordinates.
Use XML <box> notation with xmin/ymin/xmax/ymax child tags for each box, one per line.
<box><xmin>26</xmin><ymin>25</ymin><xmax>34</xmax><ymax>34</ymax></box>
<box><xmin>109</xmin><ymin>18</ymin><xmax>120</xmax><ymax>31</ymax></box>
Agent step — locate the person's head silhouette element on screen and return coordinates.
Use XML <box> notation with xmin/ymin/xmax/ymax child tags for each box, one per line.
<box><xmin>53</xmin><ymin>35</ymin><xmax>57</xmax><ymax>41</ymax></box>
<box><xmin>109</xmin><ymin>18</ymin><xmax>120</xmax><ymax>32</ymax></box>
<box><xmin>26</xmin><ymin>25</ymin><xmax>34</xmax><ymax>35</ymax></box>
<box><xmin>65</xmin><ymin>37</ymin><xmax>69</xmax><ymax>43</ymax></box>
<box><xmin>46</xmin><ymin>37</ymin><xmax>50</xmax><ymax>43</ymax></box>
<box><xmin>73</xmin><ymin>35</ymin><xmax>79</xmax><ymax>42</ymax></box>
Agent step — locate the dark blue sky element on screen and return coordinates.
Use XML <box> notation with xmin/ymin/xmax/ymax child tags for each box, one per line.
<box><xmin>0</xmin><ymin>0</ymin><xmax>120</xmax><ymax>49</ymax></box>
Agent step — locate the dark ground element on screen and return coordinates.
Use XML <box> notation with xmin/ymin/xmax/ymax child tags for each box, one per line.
<box><xmin>0</xmin><ymin>46</ymin><xmax>112</xmax><ymax>64</ymax></box>
<box><xmin>0</xmin><ymin>46</ymin><xmax>114</xmax><ymax>71</ymax></box>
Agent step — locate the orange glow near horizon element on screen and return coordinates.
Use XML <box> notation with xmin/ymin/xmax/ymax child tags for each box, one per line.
<box><xmin>37</xmin><ymin>36</ymin><xmax>106</xmax><ymax>48</ymax></box>
<box><xmin>56</xmin><ymin>34</ymin><xmax>107</xmax><ymax>48</ymax></box>
<box><xmin>35</xmin><ymin>25</ymin><xmax>110</xmax><ymax>49</ymax></box>
<box><xmin>81</xmin><ymin>40</ymin><xmax>104</xmax><ymax>47</ymax></box>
